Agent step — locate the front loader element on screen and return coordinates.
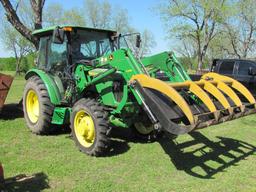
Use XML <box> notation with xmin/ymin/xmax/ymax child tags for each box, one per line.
<box><xmin>23</xmin><ymin>26</ymin><xmax>256</xmax><ymax>156</ymax></box>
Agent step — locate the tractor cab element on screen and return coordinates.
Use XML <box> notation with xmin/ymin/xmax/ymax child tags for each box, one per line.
<box><xmin>33</xmin><ymin>26</ymin><xmax>118</xmax><ymax>73</ymax></box>
<box><xmin>32</xmin><ymin>26</ymin><xmax>121</xmax><ymax>95</ymax></box>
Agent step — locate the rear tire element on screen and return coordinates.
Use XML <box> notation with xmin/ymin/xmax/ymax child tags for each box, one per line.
<box><xmin>23</xmin><ymin>76</ymin><xmax>55</xmax><ymax>134</ymax></box>
<box><xmin>71</xmin><ymin>98</ymin><xmax>110</xmax><ymax>156</ymax></box>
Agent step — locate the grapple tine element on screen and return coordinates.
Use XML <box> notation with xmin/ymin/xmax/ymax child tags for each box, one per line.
<box><xmin>130</xmin><ymin>73</ymin><xmax>256</xmax><ymax>136</ymax></box>
<box><xmin>184</xmin><ymin>81</ymin><xmax>217</xmax><ymax>113</ymax></box>
<box><xmin>213</xmin><ymin>80</ymin><xmax>243</xmax><ymax>109</ymax></box>
<box><xmin>131</xmin><ymin>74</ymin><xmax>196</xmax><ymax>125</ymax></box>
<box><xmin>202</xmin><ymin>72</ymin><xmax>256</xmax><ymax>105</ymax></box>
<box><xmin>198</xmin><ymin>80</ymin><xmax>232</xmax><ymax>111</ymax></box>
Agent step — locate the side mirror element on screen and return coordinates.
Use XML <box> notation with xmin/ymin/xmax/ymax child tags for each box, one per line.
<box><xmin>248</xmin><ymin>67</ymin><xmax>256</xmax><ymax>76</ymax></box>
<box><xmin>136</xmin><ymin>34</ymin><xmax>141</xmax><ymax>48</ymax></box>
<box><xmin>52</xmin><ymin>27</ymin><xmax>65</xmax><ymax>44</ymax></box>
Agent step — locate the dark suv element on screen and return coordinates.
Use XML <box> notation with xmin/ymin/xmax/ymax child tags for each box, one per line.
<box><xmin>211</xmin><ymin>59</ymin><xmax>256</xmax><ymax>96</ymax></box>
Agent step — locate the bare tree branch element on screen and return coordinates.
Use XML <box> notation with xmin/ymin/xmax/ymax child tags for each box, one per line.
<box><xmin>0</xmin><ymin>0</ymin><xmax>46</xmax><ymax>48</ymax></box>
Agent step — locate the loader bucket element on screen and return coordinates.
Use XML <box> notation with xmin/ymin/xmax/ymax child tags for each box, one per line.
<box><xmin>131</xmin><ymin>72</ymin><xmax>256</xmax><ymax>135</ymax></box>
<box><xmin>0</xmin><ymin>73</ymin><xmax>14</xmax><ymax>112</ymax></box>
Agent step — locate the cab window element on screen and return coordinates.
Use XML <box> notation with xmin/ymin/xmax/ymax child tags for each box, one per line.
<box><xmin>71</xmin><ymin>30</ymin><xmax>113</xmax><ymax>63</ymax></box>
<box><xmin>219</xmin><ymin>61</ymin><xmax>235</xmax><ymax>75</ymax></box>
<box><xmin>37</xmin><ymin>36</ymin><xmax>49</xmax><ymax>69</ymax></box>
<box><xmin>48</xmin><ymin>37</ymin><xmax>67</xmax><ymax>71</ymax></box>
<box><xmin>80</xmin><ymin>41</ymin><xmax>97</xmax><ymax>58</ymax></box>
<box><xmin>238</xmin><ymin>61</ymin><xmax>256</xmax><ymax>75</ymax></box>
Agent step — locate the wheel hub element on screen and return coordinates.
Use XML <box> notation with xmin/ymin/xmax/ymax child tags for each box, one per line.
<box><xmin>26</xmin><ymin>89</ymin><xmax>39</xmax><ymax>123</ymax></box>
<box><xmin>74</xmin><ymin>110</ymin><xmax>95</xmax><ymax>147</ymax></box>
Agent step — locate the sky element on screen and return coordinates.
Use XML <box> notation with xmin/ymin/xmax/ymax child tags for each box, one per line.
<box><xmin>0</xmin><ymin>0</ymin><xmax>169</xmax><ymax>57</ymax></box>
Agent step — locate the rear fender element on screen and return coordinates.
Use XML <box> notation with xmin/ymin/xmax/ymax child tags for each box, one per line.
<box><xmin>25</xmin><ymin>69</ymin><xmax>62</xmax><ymax>105</ymax></box>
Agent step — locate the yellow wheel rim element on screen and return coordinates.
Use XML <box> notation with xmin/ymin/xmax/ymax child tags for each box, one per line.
<box><xmin>26</xmin><ymin>89</ymin><xmax>40</xmax><ymax>123</ymax></box>
<box><xmin>74</xmin><ymin>110</ymin><xmax>95</xmax><ymax>148</ymax></box>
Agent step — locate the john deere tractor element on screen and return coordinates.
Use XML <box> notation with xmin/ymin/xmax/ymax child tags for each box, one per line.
<box><xmin>23</xmin><ymin>26</ymin><xmax>256</xmax><ymax>156</ymax></box>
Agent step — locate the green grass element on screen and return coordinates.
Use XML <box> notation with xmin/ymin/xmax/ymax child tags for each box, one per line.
<box><xmin>0</xmin><ymin>73</ymin><xmax>256</xmax><ymax>192</ymax></box>
<box><xmin>3</xmin><ymin>71</ymin><xmax>24</xmax><ymax>104</ymax></box>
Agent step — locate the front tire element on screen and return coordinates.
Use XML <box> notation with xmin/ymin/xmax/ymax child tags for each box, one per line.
<box><xmin>71</xmin><ymin>98</ymin><xmax>110</xmax><ymax>156</ymax></box>
<box><xmin>23</xmin><ymin>76</ymin><xmax>55</xmax><ymax>134</ymax></box>
<box><xmin>132</xmin><ymin>122</ymin><xmax>156</xmax><ymax>141</ymax></box>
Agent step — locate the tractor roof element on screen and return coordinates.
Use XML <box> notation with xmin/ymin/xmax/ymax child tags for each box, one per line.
<box><xmin>32</xmin><ymin>25</ymin><xmax>117</xmax><ymax>37</ymax></box>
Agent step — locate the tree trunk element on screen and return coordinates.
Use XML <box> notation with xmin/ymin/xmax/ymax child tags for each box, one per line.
<box><xmin>197</xmin><ymin>54</ymin><xmax>203</xmax><ymax>73</ymax></box>
<box><xmin>15</xmin><ymin>56</ymin><xmax>23</xmax><ymax>75</ymax></box>
<box><xmin>0</xmin><ymin>0</ymin><xmax>44</xmax><ymax>49</ymax></box>
<box><xmin>30</xmin><ymin>0</ymin><xmax>45</xmax><ymax>30</ymax></box>
<box><xmin>15</xmin><ymin>60</ymin><xmax>20</xmax><ymax>75</ymax></box>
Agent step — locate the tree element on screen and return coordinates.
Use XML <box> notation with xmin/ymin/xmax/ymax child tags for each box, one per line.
<box><xmin>0</xmin><ymin>0</ymin><xmax>46</xmax><ymax>48</ymax></box>
<box><xmin>158</xmin><ymin>0</ymin><xmax>228</xmax><ymax>70</ymax></box>
<box><xmin>84</xmin><ymin>0</ymin><xmax>155</xmax><ymax>57</ymax></box>
<box><xmin>84</xmin><ymin>0</ymin><xmax>111</xmax><ymax>29</ymax></box>
<box><xmin>44</xmin><ymin>3</ymin><xmax>86</xmax><ymax>26</ymax></box>
<box><xmin>113</xmin><ymin>7</ymin><xmax>130</xmax><ymax>33</ymax></box>
<box><xmin>0</xmin><ymin>21</ymin><xmax>33</xmax><ymax>74</ymax></box>
<box><xmin>1</xmin><ymin>0</ymin><xmax>155</xmax><ymax>59</ymax></box>
<box><xmin>84</xmin><ymin>0</ymin><xmax>131</xmax><ymax>32</ymax></box>
<box><xmin>43</xmin><ymin>3</ymin><xmax>63</xmax><ymax>26</ymax></box>
<box><xmin>63</xmin><ymin>8</ymin><xmax>86</xmax><ymax>26</ymax></box>
<box><xmin>174</xmin><ymin>37</ymin><xmax>197</xmax><ymax>70</ymax></box>
<box><xmin>222</xmin><ymin>0</ymin><xmax>256</xmax><ymax>59</ymax></box>
<box><xmin>138</xmin><ymin>30</ymin><xmax>156</xmax><ymax>58</ymax></box>
<box><xmin>122</xmin><ymin>29</ymin><xmax>156</xmax><ymax>58</ymax></box>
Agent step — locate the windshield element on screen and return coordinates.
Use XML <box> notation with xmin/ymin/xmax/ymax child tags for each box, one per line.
<box><xmin>71</xmin><ymin>29</ymin><xmax>114</xmax><ymax>63</ymax></box>
<box><xmin>118</xmin><ymin>36</ymin><xmax>129</xmax><ymax>49</ymax></box>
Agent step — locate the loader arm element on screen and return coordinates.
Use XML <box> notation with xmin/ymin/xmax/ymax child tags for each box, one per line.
<box><xmin>142</xmin><ymin>52</ymin><xmax>191</xmax><ymax>82</ymax></box>
<box><xmin>74</xmin><ymin>48</ymin><xmax>256</xmax><ymax>135</ymax></box>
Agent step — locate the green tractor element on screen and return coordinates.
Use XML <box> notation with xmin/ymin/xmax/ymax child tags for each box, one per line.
<box><xmin>23</xmin><ymin>26</ymin><xmax>256</xmax><ymax>156</ymax></box>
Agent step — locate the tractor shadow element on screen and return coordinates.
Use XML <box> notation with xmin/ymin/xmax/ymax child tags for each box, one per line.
<box><xmin>158</xmin><ymin>131</ymin><xmax>256</xmax><ymax>179</ymax></box>
<box><xmin>103</xmin><ymin>127</ymin><xmax>131</xmax><ymax>157</ymax></box>
<box><xmin>3</xmin><ymin>172</ymin><xmax>49</xmax><ymax>192</ymax></box>
<box><xmin>0</xmin><ymin>103</ymin><xmax>23</xmax><ymax>120</ymax></box>
<box><xmin>60</xmin><ymin>126</ymin><xmax>132</xmax><ymax>157</ymax></box>
<box><xmin>106</xmin><ymin>127</ymin><xmax>154</xmax><ymax>157</ymax></box>
<box><xmin>107</xmin><ymin>138</ymin><xmax>131</xmax><ymax>157</ymax></box>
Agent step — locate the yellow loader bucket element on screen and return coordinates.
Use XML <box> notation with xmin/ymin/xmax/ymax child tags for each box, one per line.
<box><xmin>130</xmin><ymin>72</ymin><xmax>256</xmax><ymax>135</ymax></box>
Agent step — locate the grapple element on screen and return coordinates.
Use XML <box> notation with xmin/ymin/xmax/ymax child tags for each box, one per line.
<box><xmin>130</xmin><ymin>52</ymin><xmax>256</xmax><ymax>135</ymax></box>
